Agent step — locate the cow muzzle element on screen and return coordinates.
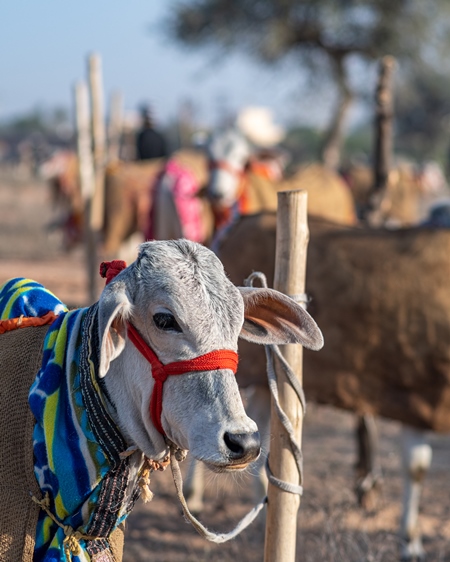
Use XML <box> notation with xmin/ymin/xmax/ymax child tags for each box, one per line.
<box><xmin>206</xmin><ymin>430</ymin><xmax>261</xmax><ymax>472</ymax></box>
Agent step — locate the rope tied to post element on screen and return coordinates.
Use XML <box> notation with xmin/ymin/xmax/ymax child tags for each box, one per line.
<box><xmin>244</xmin><ymin>271</ymin><xmax>307</xmax><ymax>496</ymax></box>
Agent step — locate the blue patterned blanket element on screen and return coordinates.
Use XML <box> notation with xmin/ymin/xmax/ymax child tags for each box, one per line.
<box><xmin>0</xmin><ymin>278</ymin><xmax>140</xmax><ymax>561</ymax></box>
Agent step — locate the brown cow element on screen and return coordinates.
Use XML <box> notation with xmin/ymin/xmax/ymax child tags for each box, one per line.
<box><xmin>40</xmin><ymin>152</ymin><xmax>165</xmax><ymax>254</ymax></box>
<box><xmin>217</xmin><ymin>212</ymin><xmax>450</xmax><ymax>560</ymax></box>
<box><xmin>102</xmin><ymin>158</ymin><xmax>165</xmax><ymax>256</ymax></box>
<box><xmin>220</xmin><ymin>213</ymin><xmax>450</xmax><ymax>432</ymax></box>
<box><xmin>102</xmin><ymin>149</ymin><xmax>215</xmax><ymax>259</ymax></box>
<box><xmin>42</xmin><ymin>149</ymin><xmax>215</xmax><ymax>260</ymax></box>
<box><xmin>341</xmin><ymin>159</ymin><xmax>449</xmax><ymax>228</ymax></box>
<box><xmin>279</xmin><ymin>162</ymin><xmax>357</xmax><ymax>226</ymax></box>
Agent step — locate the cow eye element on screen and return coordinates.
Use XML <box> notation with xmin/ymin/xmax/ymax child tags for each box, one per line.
<box><xmin>153</xmin><ymin>312</ymin><xmax>182</xmax><ymax>332</ymax></box>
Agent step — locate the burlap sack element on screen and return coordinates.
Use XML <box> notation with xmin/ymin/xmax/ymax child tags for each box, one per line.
<box><xmin>0</xmin><ymin>326</ymin><xmax>124</xmax><ymax>562</ymax></box>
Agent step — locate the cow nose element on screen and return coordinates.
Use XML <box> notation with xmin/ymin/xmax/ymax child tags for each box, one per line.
<box><xmin>209</xmin><ymin>191</ymin><xmax>225</xmax><ymax>205</ymax></box>
<box><xmin>224</xmin><ymin>431</ymin><xmax>261</xmax><ymax>460</ymax></box>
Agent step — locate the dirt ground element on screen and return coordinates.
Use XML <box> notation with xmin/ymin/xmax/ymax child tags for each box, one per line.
<box><xmin>1</xmin><ymin>168</ymin><xmax>450</xmax><ymax>561</ymax></box>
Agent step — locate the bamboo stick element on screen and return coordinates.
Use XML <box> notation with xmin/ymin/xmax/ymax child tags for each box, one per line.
<box><xmin>88</xmin><ymin>52</ymin><xmax>106</xmax><ymax>231</ymax></box>
<box><xmin>108</xmin><ymin>90</ymin><xmax>123</xmax><ymax>162</ymax></box>
<box><xmin>264</xmin><ymin>189</ymin><xmax>309</xmax><ymax>562</ymax></box>
<box><xmin>74</xmin><ymin>81</ymin><xmax>97</xmax><ymax>304</ymax></box>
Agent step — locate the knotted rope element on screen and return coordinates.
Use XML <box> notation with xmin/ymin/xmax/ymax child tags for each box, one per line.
<box><xmin>138</xmin><ymin>455</ymin><xmax>171</xmax><ymax>503</ymax></box>
<box><xmin>244</xmin><ymin>271</ymin><xmax>307</xmax><ymax>496</ymax></box>
<box><xmin>31</xmin><ymin>455</ymin><xmax>173</xmax><ymax>560</ymax></box>
<box><xmin>99</xmin><ymin>260</ymin><xmax>127</xmax><ymax>285</ymax></box>
<box><xmin>30</xmin><ymin>493</ymin><xmax>101</xmax><ymax>561</ymax></box>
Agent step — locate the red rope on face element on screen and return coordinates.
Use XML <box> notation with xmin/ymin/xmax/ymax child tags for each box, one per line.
<box><xmin>99</xmin><ymin>260</ymin><xmax>128</xmax><ymax>285</ymax></box>
<box><xmin>98</xmin><ymin>260</ymin><xmax>239</xmax><ymax>436</ymax></box>
<box><xmin>163</xmin><ymin>350</ymin><xmax>239</xmax><ymax>376</ymax></box>
<box><xmin>209</xmin><ymin>159</ymin><xmax>245</xmax><ymax>179</ymax></box>
<box><xmin>127</xmin><ymin>322</ymin><xmax>239</xmax><ymax>435</ymax></box>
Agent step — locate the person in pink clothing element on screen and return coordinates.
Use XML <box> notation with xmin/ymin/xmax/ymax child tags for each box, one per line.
<box><xmin>146</xmin><ymin>149</ymin><xmax>214</xmax><ymax>245</ymax></box>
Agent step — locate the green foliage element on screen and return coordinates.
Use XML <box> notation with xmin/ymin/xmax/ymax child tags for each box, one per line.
<box><xmin>282</xmin><ymin>126</ymin><xmax>323</xmax><ymax>166</ymax></box>
<box><xmin>167</xmin><ymin>0</ymin><xmax>450</xmax><ymax>167</ymax></box>
<box><xmin>342</xmin><ymin>124</ymin><xmax>372</xmax><ymax>162</ymax></box>
<box><xmin>394</xmin><ymin>66</ymin><xmax>450</xmax><ymax>164</ymax></box>
<box><xmin>168</xmin><ymin>0</ymin><xmax>450</xmax><ymax>70</ymax></box>
<box><xmin>283</xmin><ymin>123</ymin><xmax>373</xmax><ymax>167</ymax></box>
<box><xmin>0</xmin><ymin>106</ymin><xmax>71</xmax><ymax>138</ymax></box>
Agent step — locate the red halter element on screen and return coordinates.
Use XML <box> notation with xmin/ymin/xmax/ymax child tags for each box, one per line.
<box><xmin>100</xmin><ymin>260</ymin><xmax>239</xmax><ymax>435</ymax></box>
<box><xmin>209</xmin><ymin>159</ymin><xmax>246</xmax><ymax>179</ymax></box>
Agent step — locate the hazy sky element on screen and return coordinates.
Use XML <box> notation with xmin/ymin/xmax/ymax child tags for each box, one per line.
<box><xmin>0</xmin><ymin>1</ymin><xmax>370</xmax><ymax>129</ymax></box>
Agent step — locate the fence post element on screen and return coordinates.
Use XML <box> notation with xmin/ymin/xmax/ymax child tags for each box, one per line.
<box><xmin>88</xmin><ymin>52</ymin><xmax>106</xmax><ymax>232</ymax></box>
<box><xmin>108</xmin><ymin>90</ymin><xmax>123</xmax><ymax>162</ymax></box>
<box><xmin>74</xmin><ymin>81</ymin><xmax>97</xmax><ymax>304</ymax></box>
<box><xmin>373</xmin><ymin>55</ymin><xmax>396</xmax><ymax>195</ymax></box>
<box><xmin>264</xmin><ymin>189</ymin><xmax>309</xmax><ymax>562</ymax></box>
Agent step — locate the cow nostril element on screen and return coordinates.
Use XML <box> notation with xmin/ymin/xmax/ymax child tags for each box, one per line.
<box><xmin>224</xmin><ymin>431</ymin><xmax>261</xmax><ymax>459</ymax></box>
<box><xmin>224</xmin><ymin>432</ymin><xmax>245</xmax><ymax>455</ymax></box>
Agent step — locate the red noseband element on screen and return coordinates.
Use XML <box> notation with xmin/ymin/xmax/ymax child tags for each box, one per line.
<box><xmin>100</xmin><ymin>260</ymin><xmax>239</xmax><ymax>436</ymax></box>
<box><xmin>209</xmin><ymin>159</ymin><xmax>245</xmax><ymax>179</ymax></box>
<box><xmin>127</xmin><ymin>323</ymin><xmax>238</xmax><ymax>435</ymax></box>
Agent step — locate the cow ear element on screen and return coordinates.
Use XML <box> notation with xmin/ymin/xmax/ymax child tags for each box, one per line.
<box><xmin>238</xmin><ymin>287</ymin><xmax>323</xmax><ymax>350</ymax></box>
<box><xmin>98</xmin><ymin>282</ymin><xmax>132</xmax><ymax>378</ymax></box>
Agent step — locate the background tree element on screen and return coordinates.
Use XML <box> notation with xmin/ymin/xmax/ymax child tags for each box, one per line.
<box><xmin>166</xmin><ymin>0</ymin><xmax>450</xmax><ymax>169</ymax></box>
<box><xmin>0</xmin><ymin>106</ymin><xmax>73</xmax><ymax>166</ymax></box>
<box><xmin>395</xmin><ymin>64</ymin><xmax>450</xmax><ymax>166</ymax></box>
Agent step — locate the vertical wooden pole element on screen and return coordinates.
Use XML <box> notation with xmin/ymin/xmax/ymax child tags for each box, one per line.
<box><xmin>264</xmin><ymin>190</ymin><xmax>309</xmax><ymax>562</ymax></box>
<box><xmin>108</xmin><ymin>90</ymin><xmax>123</xmax><ymax>162</ymax></box>
<box><xmin>74</xmin><ymin>81</ymin><xmax>97</xmax><ymax>304</ymax></box>
<box><xmin>88</xmin><ymin>52</ymin><xmax>106</xmax><ymax>231</ymax></box>
<box><xmin>373</xmin><ymin>55</ymin><xmax>396</xmax><ymax>194</ymax></box>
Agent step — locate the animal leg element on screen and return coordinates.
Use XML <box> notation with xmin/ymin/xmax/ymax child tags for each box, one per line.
<box><xmin>244</xmin><ymin>385</ymin><xmax>271</xmax><ymax>500</ymax></box>
<box><xmin>400</xmin><ymin>426</ymin><xmax>432</xmax><ymax>562</ymax></box>
<box><xmin>355</xmin><ymin>414</ymin><xmax>383</xmax><ymax>510</ymax></box>
<box><xmin>183</xmin><ymin>385</ymin><xmax>271</xmax><ymax>515</ymax></box>
<box><xmin>184</xmin><ymin>457</ymin><xmax>205</xmax><ymax>515</ymax></box>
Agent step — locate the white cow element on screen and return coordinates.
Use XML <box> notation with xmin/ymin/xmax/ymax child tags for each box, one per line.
<box><xmin>0</xmin><ymin>239</ymin><xmax>323</xmax><ymax>562</ymax></box>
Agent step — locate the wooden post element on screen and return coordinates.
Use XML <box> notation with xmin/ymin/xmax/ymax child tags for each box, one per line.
<box><xmin>74</xmin><ymin>81</ymin><xmax>97</xmax><ymax>304</ymax></box>
<box><xmin>373</xmin><ymin>55</ymin><xmax>396</xmax><ymax>194</ymax></box>
<box><xmin>108</xmin><ymin>90</ymin><xmax>123</xmax><ymax>162</ymax></box>
<box><xmin>264</xmin><ymin>190</ymin><xmax>309</xmax><ymax>562</ymax></box>
<box><xmin>88</xmin><ymin>52</ymin><xmax>106</xmax><ymax>231</ymax></box>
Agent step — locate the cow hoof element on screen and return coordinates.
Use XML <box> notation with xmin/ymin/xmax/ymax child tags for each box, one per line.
<box><xmin>400</xmin><ymin>537</ymin><xmax>426</xmax><ymax>562</ymax></box>
<box><xmin>355</xmin><ymin>472</ymin><xmax>383</xmax><ymax>511</ymax></box>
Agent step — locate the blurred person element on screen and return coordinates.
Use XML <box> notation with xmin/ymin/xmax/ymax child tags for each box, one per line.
<box><xmin>135</xmin><ymin>105</ymin><xmax>168</xmax><ymax>161</ymax></box>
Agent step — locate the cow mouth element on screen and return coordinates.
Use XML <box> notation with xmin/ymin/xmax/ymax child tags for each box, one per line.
<box><xmin>203</xmin><ymin>458</ymin><xmax>254</xmax><ymax>473</ymax></box>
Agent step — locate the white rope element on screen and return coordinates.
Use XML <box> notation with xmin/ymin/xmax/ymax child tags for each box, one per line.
<box><xmin>263</xmin><ymin>344</ymin><xmax>305</xmax><ymax>494</ymax></box>
<box><xmin>168</xmin><ymin>444</ymin><xmax>266</xmax><ymax>543</ymax></box>
<box><xmin>244</xmin><ymin>271</ymin><xmax>309</xmax><ymax>308</ymax></box>
<box><xmin>244</xmin><ymin>272</ymin><xmax>307</xmax><ymax>496</ymax></box>
<box><xmin>288</xmin><ymin>293</ymin><xmax>310</xmax><ymax>307</ymax></box>
<box><xmin>164</xmin><ymin>270</ymin><xmax>308</xmax><ymax>543</ymax></box>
